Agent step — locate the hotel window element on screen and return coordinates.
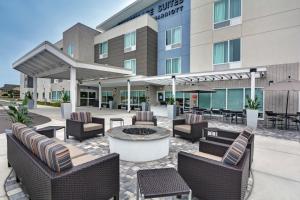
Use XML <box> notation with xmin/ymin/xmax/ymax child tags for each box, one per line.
<box><xmin>120</xmin><ymin>90</ymin><xmax>146</xmax><ymax>105</ymax></box>
<box><xmin>166</xmin><ymin>57</ymin><xmax>181</xmax><ymax>75</ymax></box>
<box><xmin>124</xmin><ymin>59</ymin><xmax>136</xmax><ymax>74</ymax></box>
<box><xmin>213</xmin><ymin>38</ymin><xmax>240</xmax><ymax>64</ymax></box>
<box><xmin>67</xmin><ymin>44</ymin><xmax>74</xmax><ymax>58</ymax></box>
<box><xmin>99</xmin><ymin>41</ymin><xmax>108</xmax><ymax>59</ymax></box>
<box><xmin>214</xmin><ymin>0</ymin><xmax>241</xmax><ymax>28</ymax></box>
<box><xmin>102</xmin><ymin>91</ymin><xmax>113</xmax><ymax>103</ymax></box>
<box><xmin>124</xmin><ymin>31</ymin><xmax>136</xmax><ymax>52</ymax></box>
<box><xmin>166</xmin><ymin>26</ymin><xmax>182</xmax><ymax>50</ymax></box>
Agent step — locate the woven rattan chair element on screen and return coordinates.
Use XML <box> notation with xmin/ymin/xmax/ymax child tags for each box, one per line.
<box><xmin>178</xmin><ymin>139</ymin><xmax>250</xmax><ymax>200</ymax></box>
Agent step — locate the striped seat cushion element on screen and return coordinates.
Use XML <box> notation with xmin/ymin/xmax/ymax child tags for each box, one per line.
<box><xmin>136</xmin><ymin>111</ymin><xmax>153</xmax><ymax>121</ymax></box>
<box><xmin>185</xmin><ymin>114</ymin><xmax>203</xmax><ymax>124</ymax></box>
<box><xmin>241</xmin><ymin>126</ymin><xmax>254</xmax><ymax>139</ymax></box>
<box><xmin>222</xmin><ymin>134</ymin><xmax>248</xmax><ymax>166</ymax></box>
<box><xmin>70</xmin><ymin>112</ymin><xmax>92</xmax><ymax>123</ymax></box>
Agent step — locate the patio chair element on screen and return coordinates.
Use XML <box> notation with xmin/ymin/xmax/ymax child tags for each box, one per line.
<box><xmin>220</xmin><ymin>109</ymin><xmax>233</xmax><ymax>122</ymax></box>
<box><xmin>173</xmin><ymin>113</ymin><xmax>208</xmax><ymax>143</ymax></box>
<box><xmin>132</xmin><ymin>111</ymin><xmax>157</xmax><ymax>126</ymax></box>
<box><xmin>66</xmin><ymin>112</ymin><xmax>105</xmax><ymax>142</ymax></box>
<box><xmin>203</xmin><ymin>127</ymin><xmax>255</xmax><ymax>169</ymax></box>
<box><xmin>265</xmin><ymin>111</ymin><xmax>283</xmax><ymax>128</ymax></box>
<box><xmin>289</xmin><ymin>112</ymin><xmax>300</xmax><ymax>130</ymax></box>
<box><xmin>178</xmin><ymin>139</ymin><xmax>250</xmax><ymax>200</ymax></box>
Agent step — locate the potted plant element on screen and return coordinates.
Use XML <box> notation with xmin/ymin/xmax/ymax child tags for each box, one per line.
<box><xmin>25</xmin><ymin>91</ymin><xmax>34</xmax><ymax>109</ymax></box>
<box><xmin>6</xmin><ymin>100</ymin><xmax>32</xmax><ymax>133</ymax></box>
<box><xmin>167</xmin><ymin>96</ymin><xmax>176</xmax><ymax>119</ymax></box>
<box><xmin>60</xmin><ymin>90</ymin><xmax>72</xmax><ymax>119</ymax></box>
<box><xmin>246</xmin><ymin>96</ymin><xmax>260</xmax><ymax>128</ymax></box>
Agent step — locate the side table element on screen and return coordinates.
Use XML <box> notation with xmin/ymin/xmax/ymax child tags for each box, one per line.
<box><xmin>110</xmin><ymin>118</ymin><xmax>124</xmax><ymax>129</ymax></box>
<box><xmin>36</xmin><ymin>126</ymin><xmax>65</xmax><ymax>139</ymax></box>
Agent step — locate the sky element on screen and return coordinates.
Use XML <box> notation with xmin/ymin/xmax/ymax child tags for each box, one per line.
<box><xmin>0</xmin><ymin>0</ymin><xmax>136</xmax><ymax>87</ymax></box>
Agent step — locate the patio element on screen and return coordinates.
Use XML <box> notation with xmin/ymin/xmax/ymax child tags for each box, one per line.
<box><xmin>1</xmin><ymin>105</ymin><xmax>300</xmax><ymax>200</ymax></box>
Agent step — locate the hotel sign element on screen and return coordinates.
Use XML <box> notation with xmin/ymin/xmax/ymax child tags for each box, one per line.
<box><xmin>120</xmin><ymin>0</ymin><xmax>185</xmax><ymax>24</ymax></box>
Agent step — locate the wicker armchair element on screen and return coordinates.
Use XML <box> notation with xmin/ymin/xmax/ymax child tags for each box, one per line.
<box><xmin>132</xmin><ymin>111</ymin><xmax>157</xmax><ymax>126</ymax></box>
<box><xmin>173</xmin><ymin>118</ymin><xmax>208</xmax><ymax>143</ymax></box>
<box><xmin>178</xmin><ymin>139</ymin><xmax>250</xmax><ymax>200</ymax></box>
<box><xmin>66</xmin><ymin>112</ymin><xmax>105</xmax><ymax>142</ymax></box>
<box><xmin>203</xmin><ymin>128</ymin><xmax>254</xmax><ymax>168</ymax></box>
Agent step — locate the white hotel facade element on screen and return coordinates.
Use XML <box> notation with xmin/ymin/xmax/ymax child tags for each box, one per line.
<box><xmin>16</xmin><ymin>0</ymin><xmax>300</xmax><ymax>118</ymax></box>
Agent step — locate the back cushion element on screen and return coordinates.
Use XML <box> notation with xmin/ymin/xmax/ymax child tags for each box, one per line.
<box><xmin>136</xmin><ymin>111</ymin><xmax>153</xmax><ymax>121</ymax></box>
<box><xmin>71</xmin><ymin>112</ymin><xmax>92</xmax><ymax>123</ymax></box>
<box><xmin>222</xmin><ymin>135</ymin><xmax>248</xmax><ymax>166</ymax></box>
<box><xmin>12</xmin><ymin>123</ymin><xmax>27</xmax><ymax>138</ymax></box>
<box><xmin>37</xmin><ymin>139</ymin><xmax>73</xmax><ymax>172</ymax></box>
<box><xmin>241</xmin><ymin>126</ymin><xmax>254</xmax><ymax>139</ymax></box>
<box><xmin>11</xmin><ymin>124</ymin><xmax>73</xmax><ymax>172</ymax></box>
<box><xmin>185</xmin><ymin>114</ymin><xmax>203</xmax><ymax>124</ymax></box>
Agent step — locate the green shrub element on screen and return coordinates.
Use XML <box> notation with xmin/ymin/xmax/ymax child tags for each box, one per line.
<box><xmin>37</xmin><ymin>101</ymin><xmax>61</xmax><ymax>107</ymax></box>
<box><xmin>7</xmin><ymin>102</ymin><xmax>31</xmax><ymax>125</ymax></box>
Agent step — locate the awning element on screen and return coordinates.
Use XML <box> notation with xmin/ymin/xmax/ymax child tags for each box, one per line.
<box><xmin>130</xmin><ymin>67</ymin><xmax>267</xmax><ymax>86</ymax></box>
<box><xmin>12</xmin><ymin>41</ymin><xmax>132</xmax><ymax>80</ymax></box>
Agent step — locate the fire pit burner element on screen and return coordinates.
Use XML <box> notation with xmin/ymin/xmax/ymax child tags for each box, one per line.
<box><xmin>123</xmin><ymin>128</ymin><xmax>156</xmax><ymax>135</ymax></box>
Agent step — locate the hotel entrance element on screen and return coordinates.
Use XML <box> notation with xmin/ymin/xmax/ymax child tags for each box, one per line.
<box><xmin>80</xmin><ymin>89</ymin><xmax>97</xmax><ymax>106</ymax></box>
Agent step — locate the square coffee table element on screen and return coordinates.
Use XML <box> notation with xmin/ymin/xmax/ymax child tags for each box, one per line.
<box><xmin>137</xmin><ymin>168</ymin><xmax>192</xmax><ymax>200</ymax></box>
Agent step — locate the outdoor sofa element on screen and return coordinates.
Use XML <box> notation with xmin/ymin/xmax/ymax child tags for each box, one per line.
<box><xmin>203</xmin><ymin>127</ymin><xmax>255</xmax><ymax>168</ymax></box>
<box><xmin>132</xmin><ymin>111</ymin><xmax>157</xmax><ymax>126</ymax></box>
<box><xmin>66</xmin><ymin>112</ymin><xmax>105</xmax><ymax>142</ymax></box>
<box><xmin>173</xmin><ymin>113</ymin><xmax>208</xmax><ymax>143</ymax></box>
<box><xmin>7</xmin><ymin>123</ymin><xmax>120</xmax><ymax>200</ymax></box>
<box><xmin>178</xmin><ymin>137</ymin><xmax>250</xmax><ymax>200</ymax></box>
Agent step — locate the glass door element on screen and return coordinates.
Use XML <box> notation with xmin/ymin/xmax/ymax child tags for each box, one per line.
<box><xmin>80</xmin><ymin>92</ymin><xmax>88</xmax><ymax>106</ymax></box>
<box><xmin>157</xmin><ymin>91</ymin><xmax>165</xmax><ymax>104</ymax></box>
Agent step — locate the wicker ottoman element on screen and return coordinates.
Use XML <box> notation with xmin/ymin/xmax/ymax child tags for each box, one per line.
<box><xmin>137</xmin><ymin>168</ymin><xmax>191</xmax><ymax>200</ymax></box>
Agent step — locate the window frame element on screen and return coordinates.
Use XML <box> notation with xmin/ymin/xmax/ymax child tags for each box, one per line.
<box><xmin>99</xmin><ymin>41</ymin><xmax>108</xmax><ymax>59</ymax></box>
<box><xmin>213</xmin><ymin>38</ymin><xmax>241</xmax><ymax>65</ymax></box>
<box><xmin>124</xmin><ymin>31</ymin><xmax>136</xmax><ymax>52</ymax></box>
<box><xmin>165</xmin><ymin>26</ymin><xmax>182</xmax><ymax>50</ymax></box>
<box><xmin>124</xmin><ymin>59</ymin><xmax>137</xmax><ymax>75</ymax></box>
<box><xmin>213</xmin><ymin>0</ymin><xmax>242</xmax><ymax>29</ymax></box>
<box><xmin>67</xmin><ymin>44</ymin><xmax>74</xmax><ymax>58</ymax></box>
<box><xmin>165</xmin><ymin>57</ymin><xmax>182</xmax><ymax>75</ymax></box>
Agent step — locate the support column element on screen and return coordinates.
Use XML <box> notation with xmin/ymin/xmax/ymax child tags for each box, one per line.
<box><xmin>250</xmin><ymin>68</ymin><xmax>257</xmax><ymax>100</ymax></box>
<box><xmin>172</xmin><ymin>76</ymin><xmax>176</xmax><ymax>99</ymax></box>
<box><xmin>33</xmin><ymin>77</ymin><xmax>37</xmax><ymax>109</ymax></box>
<box><xmin>98</xmin><ymin>82</ymin><xmax>102</xmax><ymax>110</ymax></box>
<box><xmin>127</xmin><ymin>80</ymin><xmax>131</xmax><ymax>112</ymax></box>
<box><xmin>70</xmin><ymin>67</ymin><xmax>77</xmax><ymax>112</ymax></box>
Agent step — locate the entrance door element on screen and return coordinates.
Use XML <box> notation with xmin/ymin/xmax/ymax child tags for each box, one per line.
<box><xmin>80</xmin><ymin>92</ymin><xmax>88</xmax><ymax>106</ymax></box>
<box><xmin>157</xmin><ymin>91</ymin><xmax>165</xmax><ymax>105</ymax></box>
<box><xmin>80</xmin><ymin>90</ymin><xmax>96</xmax><ymax>106</ymax></box>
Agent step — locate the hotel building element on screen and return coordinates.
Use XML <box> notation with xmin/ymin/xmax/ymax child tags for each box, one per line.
<box><xmin>17</xmin><ymin>0</ymin><xmax>300</xmax><ymax>118</ymax></box>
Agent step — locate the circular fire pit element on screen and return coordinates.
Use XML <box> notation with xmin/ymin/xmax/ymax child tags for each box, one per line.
<box><xmin>107</xmin><ymin>125</ymin><xmax>170</xmax><ymax>162</ymax></box>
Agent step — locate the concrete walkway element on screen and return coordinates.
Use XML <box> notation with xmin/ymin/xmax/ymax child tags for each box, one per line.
<box><xmin>250</xmin><ymin>135</ymin><xmax>300</xmax><ymax>200</ymax></box>
<box><xmin>0</xmin><ymin>133</ymin><xmax>9</xmax><ymax>200</ymax></box>
<box><xmin>1</xmin><ymin>105</ymin><xmax>300</xmax><ymax>199</ymax></box>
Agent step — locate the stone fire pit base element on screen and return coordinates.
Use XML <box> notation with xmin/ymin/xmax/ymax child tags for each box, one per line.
<box><xmin>107</xmin><ymin>125</ymin><xmax>170</xmax><ymax>162</ymax></box>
